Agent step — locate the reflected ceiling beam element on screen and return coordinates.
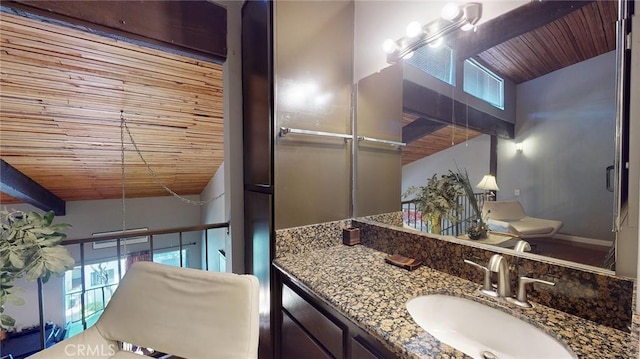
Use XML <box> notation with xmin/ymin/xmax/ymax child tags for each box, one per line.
<box><xmin>1</xmin><ymin>0</ymin><xmax>227</xmax><ymax>62</ymax></box>
<box><xmin>403</xmin><ymin>80</ymin><xmax>514</xmax><ymax>139</ymax></box>
<box><xmin>402</xmin><ymin>118</ymin><xmax>447</xmax><ymax>145</ymax></box>
<box><xmin>457</xmin><ymin>0</ymin><xmax>594</xmax><ymax>60</ymax></box>
<box><xmin>0</xmin><ymin>160</ymin><xmax>66</xmax><ymax>215</ymax></box>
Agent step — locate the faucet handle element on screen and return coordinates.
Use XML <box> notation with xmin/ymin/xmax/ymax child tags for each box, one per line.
<box><xmin>508</xmin><ymin>276</ymin><xmax>555</xmax><ymax>308</ymax></box>
<box><xmin>463</xmin><ymin>259</ymin><xmax>497</xmax><ymax>297</ymax></box>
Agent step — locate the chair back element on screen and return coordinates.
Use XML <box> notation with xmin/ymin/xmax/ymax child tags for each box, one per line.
<box><xmin>483</xmin><ymin>201</ymin><xmax>527</xmax><ymax>221</ymax></box>
<box><xmin>96</xmin><ymin>262</ymin><xmax>259</xmax><ymax>359</ymax></box>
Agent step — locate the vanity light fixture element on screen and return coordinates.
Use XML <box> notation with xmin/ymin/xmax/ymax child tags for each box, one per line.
<box><xmin>382</xmin><ymin>2</ymin><xmax>482</xmax><ymax>64</ymax></box>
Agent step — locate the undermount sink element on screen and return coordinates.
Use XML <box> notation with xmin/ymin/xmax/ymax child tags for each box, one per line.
<box><xmin>406</xmin><ymin>294</ymin><xmax>577</xmax><ymax>359</ymax></box>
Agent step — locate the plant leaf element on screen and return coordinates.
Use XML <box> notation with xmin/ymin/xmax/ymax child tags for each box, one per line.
<box><xmin>25</xmin><ymin>261</ymin><xmax>45</xmax><ymax>282</ymax></box>
<box><xmin>8</xmin><ymin>252</ymin><xmax>25</xmax><ymax>269</ymax></box>
<box><xmin>1</xmin><ymin>313</ymin><xmax>16</xmax><ymax>327</ymax></box>
<box><xmin>41</xmin><ymin>246</ymin><xmax>75</xmax><ymax>274</ymax></box>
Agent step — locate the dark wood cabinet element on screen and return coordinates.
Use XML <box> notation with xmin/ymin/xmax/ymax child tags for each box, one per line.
<box><xmin>276</xmin><ymin>269</ymin><xmax>397</xmax><ymax>359</ymax></box>
<box><xmin>351</xmin><ymin>336</ymin><xmax>386</xmax><ymax>359</ymax></box>
<box><xmin>282</xmin><ymin>284</ymin><xmax>344</xmax><ymax>358</ymax></box>
<box><xmin>282</xmin><ymin>311</ymin><xmax>334</xmax><ymax>358</ymax></box>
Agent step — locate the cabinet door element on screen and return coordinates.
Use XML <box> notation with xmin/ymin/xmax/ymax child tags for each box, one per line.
<box><xmin>282</xmin><ymin>284</ymin><xmax>344</xmax><ymax>358</ymax></box>
<box><xmin>282</xmin><ymin>311</ymin><xmax>334</xmax><ymax>359</ymax></box>
<box><xmin>351</xmin><ymin>336</ymin><xmax>385</xmax><ymax>359</ymax></box>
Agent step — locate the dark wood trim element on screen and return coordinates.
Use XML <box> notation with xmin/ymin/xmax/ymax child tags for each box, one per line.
<box><xmin>403</xmin><ymin>80</ymin><xmax>514</xmax><ymax>139</ymax></box>
<box><xmin>64</xmin><ymin>222</ymin><xmax>229</xmax><ymax>245</ymax></box>
<box><xmin>456</xmin><ymin>0</ymin><xmax>594</xmax><ymax>60</ymax></box>
<box><xmin>402</xmin><ymin>117</ymin><xmax>447</xmax><ymax>144</ymax></box>
<box><xmin>490</xmin><ymin>135</ymin><xmax>497</xmax><ymax>177</ymax></box>
<box><xmin>0</xmin><ymin>159</ymin><xmax>66</xmax><ymax>215</ymax></box>
<box><xmin>2</xmin><ymin>0</ymin><xmax>227</xmax><ymax>63</ymax></box>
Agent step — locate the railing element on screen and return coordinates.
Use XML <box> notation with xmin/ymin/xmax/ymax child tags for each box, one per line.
<box><xmin>59</xmin><ymin>222</ymin><xmax>230</xmax><ymax>335</ymax></box>
<box><xmin>64</xmin><ymin>283</ymin><xmax>118</xmax><ymax>324</ymax></box>
<box><xmin>402</xmin><ymin>193</ymin><xmax>484</xmax><ymax>236</ymax></box>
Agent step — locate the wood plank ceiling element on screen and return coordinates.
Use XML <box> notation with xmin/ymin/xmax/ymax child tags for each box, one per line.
<box><xmin>475</xmin><ymin>1</ymin><xmax>616</xmax><ymax>84</ymax></box>
<box><xmin>401</xmin><ymin>113</ymin><xmax>482</xmax><ymax>165</ymax></box>
<box><xmin>0</xmin><ymin>13</ymin><xmax>224</xmax><ymax>204</ymax></box>
<box><xmin>401</xmin><ymin>0</ymin><xmax>617</xmax><ymax>165</ymax></box>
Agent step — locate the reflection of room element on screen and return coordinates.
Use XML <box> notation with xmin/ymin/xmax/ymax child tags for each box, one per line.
<box><xmin>396</xmin><ymin>2</ymin><xmax>616</xmax><ymax>267</ymax></box>
<box><xmin>403</xmin><ymin>53</ymin><xmax>615</xmax><ymax>232</ymax></box>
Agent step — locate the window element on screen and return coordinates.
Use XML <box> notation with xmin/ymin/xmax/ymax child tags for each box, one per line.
<box><xmin>463</xmin><ymin>58</ymin><xmax>504</xmax><ymax>109</ymax></box>
<box><xmin>63</xmin><ymin>249</ymin><xmax>188</xmax><ymax>338</ymax></box>
<box><xmin>63</xmin><ymin>259</ymin><xmax>123</xmax><ymax>338</ymax></box>
<box><xmin>90</xmin><ymin>268</ymin><xmax>115</xmax><ymax>287</ymax></box>
<box><xmin>153</xmin><ymin>249</ymin><xmax>188</xmax><ymax>267</ymax></box>
<box><xmin>405</xmin><ymin>44</ymin><xmax>455</xmax><ymax>85</ymax></box>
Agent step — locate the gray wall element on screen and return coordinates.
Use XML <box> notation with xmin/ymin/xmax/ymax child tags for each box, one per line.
<box><xmin>274</xmin><ymin>0</ymin><xmax>354</xmax><ymax>229</ymax></box>
<box><xmin>402</xmin><ymin>134</ymin><xmax>491</xmax><ymax>195</ymax></box>
<box><xmin>497</xmin><ymin>51</ymin><xmax>616</xmax><ymax>241</ymax></box>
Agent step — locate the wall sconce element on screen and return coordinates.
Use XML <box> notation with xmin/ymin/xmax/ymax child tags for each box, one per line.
<box><xmin>382</xmin><ymin>2</ymin><xmax>482</xmax><ymax>64</ymax></box>
<box><xmin>515</xmin><ymin>142</ymin><xmax>523</xmax><ymax>153</ymax></box>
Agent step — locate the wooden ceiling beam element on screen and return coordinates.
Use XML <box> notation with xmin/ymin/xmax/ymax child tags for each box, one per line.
<box><xmin>403</xmin><ymin>81</ymin><xmax>514</xmax><ymax>139</ymax></box>
<box><xmin>0</xmin><ymin>159</ymin><xmax>66</xmax><ymax>215</ymax></box>
<box><xmin>457</xmin><ymin>0</ymin><xmax>594</xmax><ymax>60</ymax></box>
<box><xmin>402</xmin><ymin>118</ymin><xmax>447</xmax><ymax>144</ymax></box>
<box><xmin>1</xmin><ymin>0</ymin><xmax>227</xmax><ymax>63</ymax></box>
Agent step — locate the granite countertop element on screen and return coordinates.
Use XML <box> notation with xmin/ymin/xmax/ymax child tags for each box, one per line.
<box><xmin>274</xmin><ymin>244</ymin><xmax>638</xmax><ymax>359</ymax></box>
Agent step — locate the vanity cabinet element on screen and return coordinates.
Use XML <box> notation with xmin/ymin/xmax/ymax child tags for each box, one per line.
<box><xmin>276</xmin><ymin>268</ymin><xmax>397</xmax><ymax>359</ymax></box>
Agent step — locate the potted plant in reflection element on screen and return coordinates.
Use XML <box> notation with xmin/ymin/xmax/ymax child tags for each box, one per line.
<box><xmin>450</xmin><ymin>169</ymin><xmax>488</xmax><ymax>240</ymax></box>
<box><xmin>403</xmin><ymin>173</ymin><xmax>462</xmax><ymax>234</ymax></box>
<box><xmin>0</xmin><ymin>209</ymin><xmax>75</xmax><ymax>331</ymax></box>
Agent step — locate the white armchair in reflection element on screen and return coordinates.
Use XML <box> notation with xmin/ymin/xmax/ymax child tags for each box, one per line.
<box><xmin>483</xmin><ymin>201</ymin><xmax>563</xmax><ymax>239</ymax></box>
<box><xmin>28</xmin><ymin>262</ymin><xmax>259</xmax><ymax>359</ymax></box>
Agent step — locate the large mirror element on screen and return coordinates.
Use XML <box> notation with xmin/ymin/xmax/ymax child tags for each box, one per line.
<box><xmin>353</xmin><ymin>1</ymin><xmax>621</xmax><ymax>271</ymax></box>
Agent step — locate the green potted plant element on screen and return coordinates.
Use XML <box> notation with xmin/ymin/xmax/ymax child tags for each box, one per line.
<box><xmin>450</xmin><ymin>169</ymin><xmax>488</xmax><ymax>240</ymax></box>
<box><xmin>0</xmin><ymin>209</ymin><xmax>75</xmax><ymax>331</ymax></box>
<box><xmin>403</xmin><ymin>173</ymin><xmax>462</xmax><ymax>234</ymax></box>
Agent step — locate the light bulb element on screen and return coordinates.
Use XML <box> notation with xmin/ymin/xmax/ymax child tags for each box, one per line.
<box><xmin>382</xmin><ymin>39</ymin><xmax>397</xmax><ymax>54</ymax></box>
<box><xmin>441</xmin><ymin>2</ymin><xmax>460</xmax><ymax>21</ymax></box>
<box><xmin>406</xmin><ymin>21</ymin><xmax>423</xmax><ymax>38</ymax></box>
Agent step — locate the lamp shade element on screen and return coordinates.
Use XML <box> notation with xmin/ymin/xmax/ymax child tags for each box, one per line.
<box><xmin>476</xmin><ymin>175</ymin><xmax>500</xmax><ymax>191</ymax></box>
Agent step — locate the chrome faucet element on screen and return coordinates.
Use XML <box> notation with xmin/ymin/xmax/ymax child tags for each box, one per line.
<box><xmin>465</xmin><ymin>255</ymin><xmax>555</xmax><ymax>307</ymax></box>
<box><xmin>464</xmin><ymin>259</ymin><xmax>497</xmax><ymax>297</ymax></box>
<box><xmin>507</xmin><ymin>276</ymin><xmax>555</xmax><ymax>308</ymax></box>
<box><xmin>513</xmin><ymin>240</ymin><xmax>531</xmax><ymax>252</ymax></box>
<box><xmin>487</xmin><ymin>254</ymin><xmax>511</xmax><ymax>298</ymax></box>
<box><xmin>464</xmin><ymin>254</ymin><xmax>511</xmax><ymax>298</ymax></box>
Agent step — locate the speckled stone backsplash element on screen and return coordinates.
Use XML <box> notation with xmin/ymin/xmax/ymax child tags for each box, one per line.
<box><xmin>275</xmin><ymin>219</ymin><xmax>350</xmax><ymax>259</ymax></box>
<box><xmin>352</xmin><ymin>219</ymin><xmax>635</xmax><ymax>332</ymax></box>
<box><xmin>360</xmin><ymin>211</ymin><xmax>403</xmax><ymax>227</ymax></box>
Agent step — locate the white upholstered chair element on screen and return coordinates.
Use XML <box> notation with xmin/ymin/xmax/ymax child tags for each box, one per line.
<box><xmin>482</xmin><ymin>200</ymin><xmax>563</xmax><ymax>239</ymax></box>
<box><xmin>29</xmin><ymin>262</ymin><xmax>259</xmax><ymax>359</ymax></box>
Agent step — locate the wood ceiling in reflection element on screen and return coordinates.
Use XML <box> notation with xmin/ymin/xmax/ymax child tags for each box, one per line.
<box><xmin>475</xmin><ymin>1</ymin><xmax>616</xmax><ymax>84</ymax></box>
<box><xmin>402</xmin><ymin>1</ymin><xmax>617</xmax><ymax>165</ymax></box>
